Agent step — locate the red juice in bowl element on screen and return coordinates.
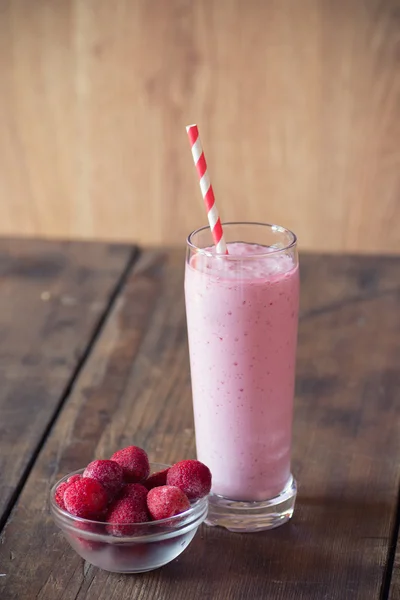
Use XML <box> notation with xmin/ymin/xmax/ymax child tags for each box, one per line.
<box><xmin>185</xmin><ymin>223</ymin><xmax>299</xmax><ymax>532</ymax></box>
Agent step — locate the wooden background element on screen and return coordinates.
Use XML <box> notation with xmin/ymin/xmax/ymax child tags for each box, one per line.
<box><xmin>0</xmin><ymin>0</ymin><xmax>399</xmax><ymax>253</ymax></box>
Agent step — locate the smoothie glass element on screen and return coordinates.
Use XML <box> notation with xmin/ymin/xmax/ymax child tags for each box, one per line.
<box><xmin>184</xmin><ymin>222</ymin><xmax>299</xmax><ymax>532</ymax></box>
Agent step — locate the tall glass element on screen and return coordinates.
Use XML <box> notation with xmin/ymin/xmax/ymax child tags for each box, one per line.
<box><xmin>184</xmin><ymin>222</ymin><xmax>299</xmax><ymax>532</ymax></box>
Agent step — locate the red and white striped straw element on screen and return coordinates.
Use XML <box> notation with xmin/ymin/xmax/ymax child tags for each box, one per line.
<box><xmin>186</xmin><ymin>124</ymin><xmax>228</xmax><ymax>254</ymax></box>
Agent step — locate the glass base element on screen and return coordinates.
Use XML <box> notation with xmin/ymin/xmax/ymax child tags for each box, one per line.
<box><xmin>205</xmin><ymin>475</ymin><xmax>297</xmax><ymax>532</ymax></box>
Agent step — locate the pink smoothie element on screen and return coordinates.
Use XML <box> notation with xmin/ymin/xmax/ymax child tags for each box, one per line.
<box><xmin>185</xmin><ymin>242</ymin><xmax>299</xmax><ymax>501</ymax></box>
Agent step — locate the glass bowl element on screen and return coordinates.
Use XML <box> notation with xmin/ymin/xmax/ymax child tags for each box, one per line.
<box><xmin>50</xmin><ymin>463</ymin><xmax>208</xmax><ymax>573</ymax></box>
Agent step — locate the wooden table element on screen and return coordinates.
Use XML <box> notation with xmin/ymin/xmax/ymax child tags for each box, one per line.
<box><xmin>0</xmin><ymin>239</ymin><xmax>399</xmax><ymax>600</ymax></box>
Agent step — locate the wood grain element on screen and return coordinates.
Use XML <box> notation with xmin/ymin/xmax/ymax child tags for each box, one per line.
<box><xmin>0</xmin><ymin>249</ymin><xmax>399</xmax><ymax>599</ymax></box>
<box><xmin>0</xmin><ymin>0</ymin><xmax>399</xmax><ymax>253</ymax></box>
<box><xmin>0</xmin><ymin>238</ymin><xmax>134</xmax><ymax>528</ymax></box>
<box><xmin>391</xmin><ymin>535</ymin><xmax>400</xmax><ymax>599</ymax></box>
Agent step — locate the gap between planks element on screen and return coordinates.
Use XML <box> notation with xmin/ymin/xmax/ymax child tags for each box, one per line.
<box><xmin>0</xmin><ymin>246</ymin><xmax>140</xmax><ymax>535</ymax></box>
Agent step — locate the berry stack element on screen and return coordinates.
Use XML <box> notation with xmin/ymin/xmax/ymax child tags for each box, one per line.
<box><xmin>54</xmin><ymin>445</ymin><xmax>212</xmax><ymax>535</ymax></box>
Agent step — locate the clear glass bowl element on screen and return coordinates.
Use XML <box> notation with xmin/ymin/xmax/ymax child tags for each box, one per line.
<box><xmin>50</xmin><ymin>463</ymin><xmax>208</xmax><ymax>573</ymax></box>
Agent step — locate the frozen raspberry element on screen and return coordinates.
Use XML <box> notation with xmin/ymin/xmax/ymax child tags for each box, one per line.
<box><xmin>73</xmin><ymin>520</ymin><xmax>103</xmax><ymax>551</ymax></box>
<box><xmin>119</xmin><ymin>483</ymin><xmax>148</xmax><ymax>504</ymax></box>
<box><xmin>144</xmin><ymin>468</ymin><xmax>170</xmax><ymax>491</ymax></box>
<box><xmin>55</xmin><ymin>474</ymin><xmax>83</xmax><ymax>510</ymax></box>
<box><xmin>110</xmin><ymin>446</ymin><xmax>150</xmax><ymax>483</ymax></box>
<box><xmin>147</xmin><ymin>486</ymin><xmax>190</xmax><ymax>520</ymax></box>
<box><xmin>55</xmin><ymin>481</ymin><xmax>69</xmax><ymax>510</ymax></box>
<box><xmin>64</xmin><ymin>477</ymin><xmax>108</xmax><ymax>519</ymax></box>
<box><xmin>167</xmin><ymin>459</ymin><xmax>211</xmax><ymax>500</ymax></box>
<box><xmin>112</xmin><ymin>542</ymin><xmax>149</xmax><ymax>564</ymax></box>
<box><xmin>83</xmin><ymin>460</ymin><xmax>124</xmax><ymax>500</ymax></box>
<box><xmin>67</xmin><ymin>474</ymin><xmax>82</xmax><ymax>484</ymax></box>
<box><xmin>106</xmin><ymin>496</ymin><xmax>149</xmax><ymax>536</ymax></box>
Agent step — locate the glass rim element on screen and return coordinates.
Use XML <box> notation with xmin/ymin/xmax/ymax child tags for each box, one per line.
<box><xmin>186</xmin><ymin>221</ymin><xmax>297</xmax><ymax>258</ymax></box>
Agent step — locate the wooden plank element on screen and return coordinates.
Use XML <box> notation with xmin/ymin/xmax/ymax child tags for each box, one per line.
<box><xmin>0</xmin><ymin>238</ymin><xmax>135</xmax><ymax>529</ymax></box>
<box><xmin>0</xmin><ymin>1</ymin><xmax>400</xmax><ymax>253</ymax></box>
<box><xmin>0</xmin><ymin>250</ymin><xmax>400</xmax><ymax>599</ymax></box>
<box><xmin>390</xmin><ymin>532</ymin><xmax>400</xmax><ymax>600</ymax></box>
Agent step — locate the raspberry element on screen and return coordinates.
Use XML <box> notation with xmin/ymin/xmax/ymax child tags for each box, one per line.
<box><xmin>55</xmin><ymin>474</ymin><xmax>84</xmax><ymax>510</ymax></box>
<box><xmin>112</xmin><ymin>542</ymin><xmax>149</xmax><ymax>565</ymax></box>
<box><xmin>73</xmin><ymin>521</ymin><xmax>103</xmax><ymax>551</ymax></box>
<box><xmin>119</xmin><ymin>483</ymin><xmax>148</xmax><ymax>504</ymax></box>
<box><xmin>67</xmin><ymin>474</ymin><xmax>82</xmax><ymax>484</ymax></box>
<box><xmin>167</xmin><ymin>460</ymin><xmax>211</xmax><ymax>500</ymax></box>
<box><xmin>110</xmin><ymin>446</ymin><xmax>150</xmax><ymax>483</ymax></box>
<box><xmin>64</xmin><ymin>477</ymin><xmax>108</xmax><ymax>519</ymax></box>
<box><xmin>83</xmin><ymin>460</ymin><xmax>124</xmax><ymax>500</ymax></box>
<box><xmin>144</xmin><ymin>468</ymin><xmax>170</xmax><ymax>491</ymax></box>
<box><xmin>106</xmin><ymin>496</ymin><xmax>149</xmax><ymax>536</ymax></box>
<box><xmin>147</xmin><ymin>486</ymin><xmax>190</xmax><ymax>520</ymax></box>
<box><xmin>55</xmin><ymin>481</ymin><xmax>69</xmax><ymax>510</ymax></box>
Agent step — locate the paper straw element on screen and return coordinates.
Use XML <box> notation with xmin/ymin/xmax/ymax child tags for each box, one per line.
<box><xmin>186</xmin><ymin>124</ymin><xmax>228</xmax><ymax>254</ymax></box>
